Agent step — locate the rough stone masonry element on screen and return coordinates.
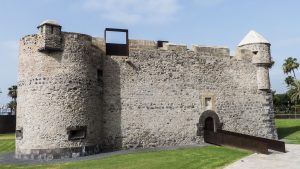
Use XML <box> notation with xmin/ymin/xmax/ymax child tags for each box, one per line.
<box><xmin>16</xmin><ymin>20</ymin><xmax>278</xmax><ymax>159</ymax></box>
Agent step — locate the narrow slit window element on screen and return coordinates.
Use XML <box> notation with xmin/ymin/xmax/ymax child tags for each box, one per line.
<box><xmin>97</xmin><ymin>69</ymin><xmax>103</xmax><ymax>82</ymax></box>
<box><xmin>50</xmin><ymin>26</ymin><xmax>54</xmax><ymax>34</ymax></box>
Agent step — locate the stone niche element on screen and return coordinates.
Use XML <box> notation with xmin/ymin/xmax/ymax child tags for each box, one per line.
<box><xmin>201</xmin><ymin>94</ymin><xmax>216</xmax><ymax>112</ymax></box>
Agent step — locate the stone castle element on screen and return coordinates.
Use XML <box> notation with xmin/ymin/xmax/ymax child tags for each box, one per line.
<box><xmin>16</xmin><ymin>20</ymin><xmax>278</xmax><ymax>159</ymax></box>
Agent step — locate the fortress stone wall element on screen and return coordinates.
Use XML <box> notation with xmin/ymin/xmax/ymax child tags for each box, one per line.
<box><xmin>16</xmin><ymin>20</ymin><xmax>277</xmax><ymax>159</ymax></box>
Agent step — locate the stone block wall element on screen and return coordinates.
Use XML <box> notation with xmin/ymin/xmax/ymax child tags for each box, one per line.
<box><xmin>129</xmin><ymin>40</ymin><xmax>157</xmax><ymax>50</ymax></box>
<box><xmin>238</xmin><ymin>43</ymin><xmax>271</xmax><ymax>64</ymax></box>
<box><xmin>192</xmin><ymin>45</ymin><xmax>230</xmax><ymax>57</ymax></box>
<box><xmin>17</xmin><ymin>32</ymin><xmax>104</xmax><ymax>159</ymax></box>
<box><xmin>38</xmin><ymin>25</ymin><xmax>62</xmax><ymax>51</ymax></box>
<box><xmin>101</xmin><ymin>47</ymin><xmax>277</xmax><ymax>150</ymax></box>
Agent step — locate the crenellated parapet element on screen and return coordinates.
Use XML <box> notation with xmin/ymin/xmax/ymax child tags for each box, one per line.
<box><xmin>129</xmin><ymin>39</ymin><xmax>157</xmax><ymax>50</ymax></box>
<box><xmin>192</xmin><ymin>45</ymin><xmax>230</xmax><ymax>57</ymax></box>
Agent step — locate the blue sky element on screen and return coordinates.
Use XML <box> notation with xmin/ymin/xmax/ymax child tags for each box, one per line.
<box><xmin>1</xmin><ymin>0</ymin><xmax>300</xmax><ymax>105</ymax></box>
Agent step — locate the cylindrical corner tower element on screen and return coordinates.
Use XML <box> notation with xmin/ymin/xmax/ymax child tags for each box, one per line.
<box><xmin>238</xmin><ymin>30</ymin><xmax>271</xmax><ymax>90</ymax></box>
<box><xmin>16</xmin><ymin>20</ymin><xmax>103</xmax><ymax>159</ymax></box>
<box><xmin>237</xmin><ymin>30</ymin><xmax>278</xmax><ymax>140</ymax></box>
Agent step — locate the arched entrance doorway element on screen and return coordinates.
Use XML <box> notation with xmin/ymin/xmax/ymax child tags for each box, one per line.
<box><xmin>197</xmin><ymin>110</ymin><xmax>222</xmax><ymax>136</ymax></box>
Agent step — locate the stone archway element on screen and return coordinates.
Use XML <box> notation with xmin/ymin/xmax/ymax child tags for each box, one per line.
<box><xmin>197</xmin><ymin>110</ymin><xmax>222</xmax><ymax>136</ymax></box>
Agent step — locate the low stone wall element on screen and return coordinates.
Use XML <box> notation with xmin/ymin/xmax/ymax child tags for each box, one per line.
<box><xmin>0</xmin><ymin>115</ymin><xmax>16</xmax><ymax>133</ymax></box>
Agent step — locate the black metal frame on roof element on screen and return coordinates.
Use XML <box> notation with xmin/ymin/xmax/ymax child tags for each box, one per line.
<box><xmin>104</xmin><ymin>28</ymin><xmax>129</xmax><ymax>56</ymax></box>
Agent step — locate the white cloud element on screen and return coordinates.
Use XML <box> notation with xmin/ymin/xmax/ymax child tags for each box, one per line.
<box><xmin>81</xmin><ymin>0</ymin><xmax>180</xmax><ymax>24</ymax></box>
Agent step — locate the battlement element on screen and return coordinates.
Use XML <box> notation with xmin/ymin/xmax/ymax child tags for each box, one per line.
<box><xmin>192</xmin><ymin>45</ymin><xmax>230</xmax><ymax>57</ymax></box>
<box><xmin>21</xmin><ymin>28</ymin><xmax>272</xmax><ymax>67</ymax></box>
<box><xmin>235</xmin><ymin>48</ymin><xmax>253</xmax><ymax>61</ymax></box>
<box><xmin>129</xmin><ymin>39</ymin><xmax>157</xmax><ymax>50</ymax></box>
<box><xmin>162</xmin><ymin>43</ymin><xmax>187</xmax><ymax>51</ymax></box>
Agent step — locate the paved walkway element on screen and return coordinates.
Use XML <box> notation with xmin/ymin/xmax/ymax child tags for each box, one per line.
<box><xmin>0</xmin><ymin>144</ymin><xmax>209</xmax><ymax>165</ymax></box>
<box><xmin>224</xmin><ymin>144</ymin><xmax>300</xmax><ymax>169</ymax></box>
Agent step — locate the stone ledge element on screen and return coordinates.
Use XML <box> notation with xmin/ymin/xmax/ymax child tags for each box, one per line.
<box><xmin>16</xmin><ymin>144</ymin><xmax>102</xmax><ymax>160</ymax></box>
<box><xmin>192</xmin><ymin>45</ymin><xmax>229</xmax><ymax>57</ymax></box>
<box><xmin>162</xmin><ymin>43</ymin><xmax>187</xmax><ymax>51</ymax></box>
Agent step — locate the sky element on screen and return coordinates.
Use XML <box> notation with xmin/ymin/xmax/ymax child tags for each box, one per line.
<box><xmin>1</xmin><ymin>0</ymin><xmax>300</xmax><ymax>106</ymax></box>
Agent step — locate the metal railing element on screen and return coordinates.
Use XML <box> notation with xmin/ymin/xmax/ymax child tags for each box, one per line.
<box><xmin>0</xmin><ymin>107</ymin><xmax>13</xmax><ymax>115</ymax></box>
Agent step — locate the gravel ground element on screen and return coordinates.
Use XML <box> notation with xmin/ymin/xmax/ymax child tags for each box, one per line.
<box><xmin>0</xmin><ymin>143</ymin><xmax>210</xmax><ymax>165</ymax></box>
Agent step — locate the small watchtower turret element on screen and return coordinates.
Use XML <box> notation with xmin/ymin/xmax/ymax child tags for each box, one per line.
<box><xmin>37</xmin><ymin>19</ymin><xmax>62</xmax><ymax>52</ymax></box>
<box><xmin>237</xmin><ymin>30</ymin><xmax>272</xmax><ymax>90</ymax></box>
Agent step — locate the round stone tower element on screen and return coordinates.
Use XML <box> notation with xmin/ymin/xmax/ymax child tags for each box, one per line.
<box><xmin>16</xmin><ymin>20</ymin><xmax>104</xmax><ymax>159</ymax></box>
<box><xmin>237</xmin><ymin>30</ymin><xmax>272</xmax><ymax>90</ymax></box>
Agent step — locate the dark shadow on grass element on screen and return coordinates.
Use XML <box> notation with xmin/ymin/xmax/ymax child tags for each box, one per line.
<box><xmin>277</xmin><ymin>126</ymin><xmax>300</xmax><ymax>139</ymax></box>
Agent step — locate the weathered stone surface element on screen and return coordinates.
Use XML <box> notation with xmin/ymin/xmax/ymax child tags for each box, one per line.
<box><xmin>16</xmin><ymin>22</ymin><xmax>277</xmax><ymax>159</ymax></box>
<box><xmin>100</xmin><ymin>48</ymin><xmax>277</xmax><ymax>150</ymax></box>
<box><xmin>17</xmin><ymin>32</ymin><xmax>103</xmax><ymax>159</ymax></box>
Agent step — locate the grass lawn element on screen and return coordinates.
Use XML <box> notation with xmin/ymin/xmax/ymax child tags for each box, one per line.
<box><xmin>0</xmin><ymin>146</ymin><xmax>250</xmax><ymax>169</ymax></box>
<box><xmin>1</xmin><ymin>119</ymin><xmax>300</xmax><ymax>168</ymax></box>
<box><xmin>0</xmin><ymin>133</ymin><xmax>15</xmax><ymax>154</ymax></box>
<box><xmin>276</xmin><ymin>119</ymin><xmax>300</xmax><ymax>144</ymax></box>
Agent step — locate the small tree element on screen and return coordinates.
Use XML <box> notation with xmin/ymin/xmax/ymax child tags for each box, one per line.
<box><xmin>283</xmin><ymin>57</ymin><xmax>299</xmax><ymax>116</ymax></box>
<box><xmin>7</xmin><ymin>100</ymin><xmax>17</xmax><ymax>115</ymax></box>
<box><xmin>282</xmin><ymin>57</ymin><xmax>299</xmax><ymax>78</ymax></box>
<box><xmin>288</xmin><ymin>79</ymin><xmax>300</xmax><ymax>117</ymax></box>
<box><xmin>285</xmin><ymin>76</ymin><xmax>295</xmax><ymax>87</ymax></box>
<box><xmin>7</xmin><ymin>85</ymin><xmax>17</xmax><ymax>115</ymax></box>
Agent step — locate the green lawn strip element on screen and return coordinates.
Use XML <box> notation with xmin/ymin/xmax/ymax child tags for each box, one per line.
<box><xmin>285</xmin><ymin>139</ymin><xmax>300</xmax><ymax>144</ymax></box>
<box><xmin>0</xmin><ymin>133</ymin><xmax>15</xmax><ymax>140</ymax></box>
<box><xmin>276</xmin><ymin>119</ymin><xmax>300</xmax><ymax>144</ymax></box>
<box><xmin>0</xmin><ymin>146</ymin><xmax>251</xmax><ymax>169</ymax></box>
<box><xmin>0</xmin><ymin>139</ymin><xmax>15</xmax><ymax>154</ymax></box>
<box><xmin>0</xmin><ymin>133</ymin><xmax>15</xmax><ymax>154</ymax></box>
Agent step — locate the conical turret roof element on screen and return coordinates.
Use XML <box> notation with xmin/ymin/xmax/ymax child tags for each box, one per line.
<box><xmin>238</xmin><ymin>30</ymin><xmax>270</xmax><ymax>47</ymax></box>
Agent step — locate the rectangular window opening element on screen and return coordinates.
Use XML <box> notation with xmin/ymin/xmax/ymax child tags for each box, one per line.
<box><xmin>16</xmin><ymin>128</ymin><xmax>23</xmax><ymax>140</ymax></box>
<box><xmin>205</xmin><ymin>97</ymin><xmax>212</xmax><ymax>110</ymax></box>
<box><xmin>67</xmin><ymin>126</ymin><xmax>87</xmax><ymax>140</ymax></box>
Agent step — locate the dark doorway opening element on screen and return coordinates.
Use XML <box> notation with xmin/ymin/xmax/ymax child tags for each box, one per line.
<box><xmin>197</xmin><ymin>110</ymin><xmax>221</xmax><ymax>137</ymax></box>
<box><xmin>204</xmin><ymin>117</ymin><xmax>214</xmax><ymax>132</ymax></box>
